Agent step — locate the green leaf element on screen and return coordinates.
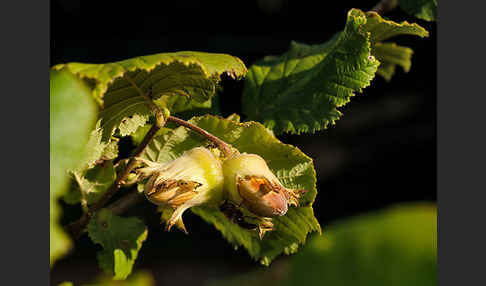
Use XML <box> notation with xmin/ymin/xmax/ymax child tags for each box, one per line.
<box><xmin>207</xmin><ymin>202</ymin><xmax>437</xmax><ymax>286</ymax></box>
<box><xmin>171</xmin><ymin>93</ymin><xmax>222</xmax><ymax>120</ymax></box>
<box><xmin>373</xmin><ymin>43</ymin><xmax>413</xmax><ymax>81</ymax></box>
<box><xmin>140</xmin><ymin>115</ymin><xmax>320</xmax><ymax>265</ymax></box>
<box><xmin>242</xmin><ymin>9</ymin><xmax>429</xmax><ymax>135</ymax></box>
<box><xmin>65</xmin><ymin>161</ymin><xmax>117</xmax><ymax>206</ymax></box>
<box><xmin>102</xmin><ymin>141</ymin><xmax>119</xmax><ymax>162</ymax></box>
<box><xmin>50</xmin><ymin>69</ymin><xmax>97</xmax><ymax>266</ymax></box>
<box><xmin>88</xmin><ymin>209</ymin><xmax>148</xmax><ymax>280</ymax></box>
<box><xmin>242</xmin><ymin>9</ymin><xmax>380</xmax><ymax>135</ymax></box>
<box><xmin>131</xmin><ymin>124</ymin><xmax>172</xmax><ymax>146</ymax></box>
<box><xmin>52</xmin><ymin>52</ymin><xmax>247</xmax><ymax>141</ymax></box>
<box><xmin>363</xmin><ymin>11</ymin><xmax>429</xmax><ymax>42</ymax></box>
<box><xmin>399</xmin><ymin>0</ymin><xmax>437</xmax><ymax>21</ymax></box>
<box><xmin>63</xmin><ymin>123</ymin><xmax>118</xmax><ymax>206</ymax></box>
<box><xmin>284</xmin><ymin>203</ymin><xmax>437</xmax><ymax>286</ymax></box>
<box><xmin>75</xmin><ymin>121</ymin><xmax>120</xmax><ymax>172</ymax></box>
<box><xmin>363</xmin><ymin>11</ymin><xmax>429</xmax><ymax>81</ymax></box>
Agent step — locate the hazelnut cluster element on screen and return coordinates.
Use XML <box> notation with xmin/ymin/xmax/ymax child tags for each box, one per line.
<box><xmin>137</xmin><ymin>147</ymin><xmax>305</xmax><ymax>238</ymax></box>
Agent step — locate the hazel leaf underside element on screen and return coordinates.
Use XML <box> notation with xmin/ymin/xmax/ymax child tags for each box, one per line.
<box><xmin>140</xmin><ymin>115</ymin><xmax>320</xmax><ymax>265</ymax></box>
<box><xmin>52</xmin><ymin>51</ymin><xmax>247</xmax><ymax>142</ymax></box>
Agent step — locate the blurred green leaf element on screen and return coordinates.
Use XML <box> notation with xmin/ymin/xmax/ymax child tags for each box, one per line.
<box><xmin>285</xmin><ymin>202</ymin><xmax>437</xmax><ymax>286</ymax></box>
<box><xmin>83</xmin><ymin>269</ymin><xmax>155</xmax><ymax>286</ymax></box>
<box><xmin>399</xmin><ymin>0</ymin><xmax>437</xmax><ymax>21</ymax></box>
<box><xmin>50</xmin><ymin>69</ymin><xmax>97</xmax><ymax>266</ymax></box>
<box><xmin>208</xmin><ymin>202</ymin><xmax>437</xmax><ymax>286</ymax></box>
<box><xmin>140</xmin><ymin>115</ymin><xmax>320</xmax><ymax>265</ymax></box>
<box><xmin>88</xmin><ymin>209</ymin><xmax>148</xmax><ymax>280</ymax></box>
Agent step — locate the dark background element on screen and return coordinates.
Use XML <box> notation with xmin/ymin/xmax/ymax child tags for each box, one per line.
<box><xmin>50</xmin><ymin>0</ymin><xmax>436</xmax><ymax>285</ymax></box>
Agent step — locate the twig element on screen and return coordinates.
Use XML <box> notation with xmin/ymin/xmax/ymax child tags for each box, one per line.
<box><xmin>167</xmin><ymin>115</ymin><xmax>234</xmax><ymax>157</ymax></box>
<box><xmin>68</xmin><ymin>123</ymin><xmax>161</xmax><ymax>238</ymax></box>
<box><xmin>371</xmin><ymin>0</ymin><xmax>398</xmax><ymax>15</ymax></box>
<box><xmin>94</xmin><ymin>124</ymin><xmax>159</xmax><ymax>210</ymax></box>
<box><xmin>107</xmin><ymin>190</ymin><xmax>143</xmax><ymax>215</ymax></box>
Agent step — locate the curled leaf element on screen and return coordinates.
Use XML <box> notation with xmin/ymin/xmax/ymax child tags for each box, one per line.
<box><xmin>52</xmin><ymin>52</ymin><xmax>247</xmax><ymax>141</ymax></box>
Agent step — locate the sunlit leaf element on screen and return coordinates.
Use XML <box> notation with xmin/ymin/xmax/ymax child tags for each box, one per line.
<box><xmin>242</xmin><ymin>9</ymin><xmax>379</xmax><ymax>135</ymax></box>
<box><xmin>364</xmin><ymin>11</ymin><xmax>428</xmax><ymax>81</ymax></box>
<box><xmin>52</xmin><ymin>52</ymin><xmax>247</xmax><ymax>141</ymax></box>
<box><xmin>139</xmin><ymin>115</ymin><xmax>320</xmax><ymax>265</ymax></box>
<box><xmin>242</xmin><ymin>9</ymin><xmax>428</xmax><ymax>135</ymax></box>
